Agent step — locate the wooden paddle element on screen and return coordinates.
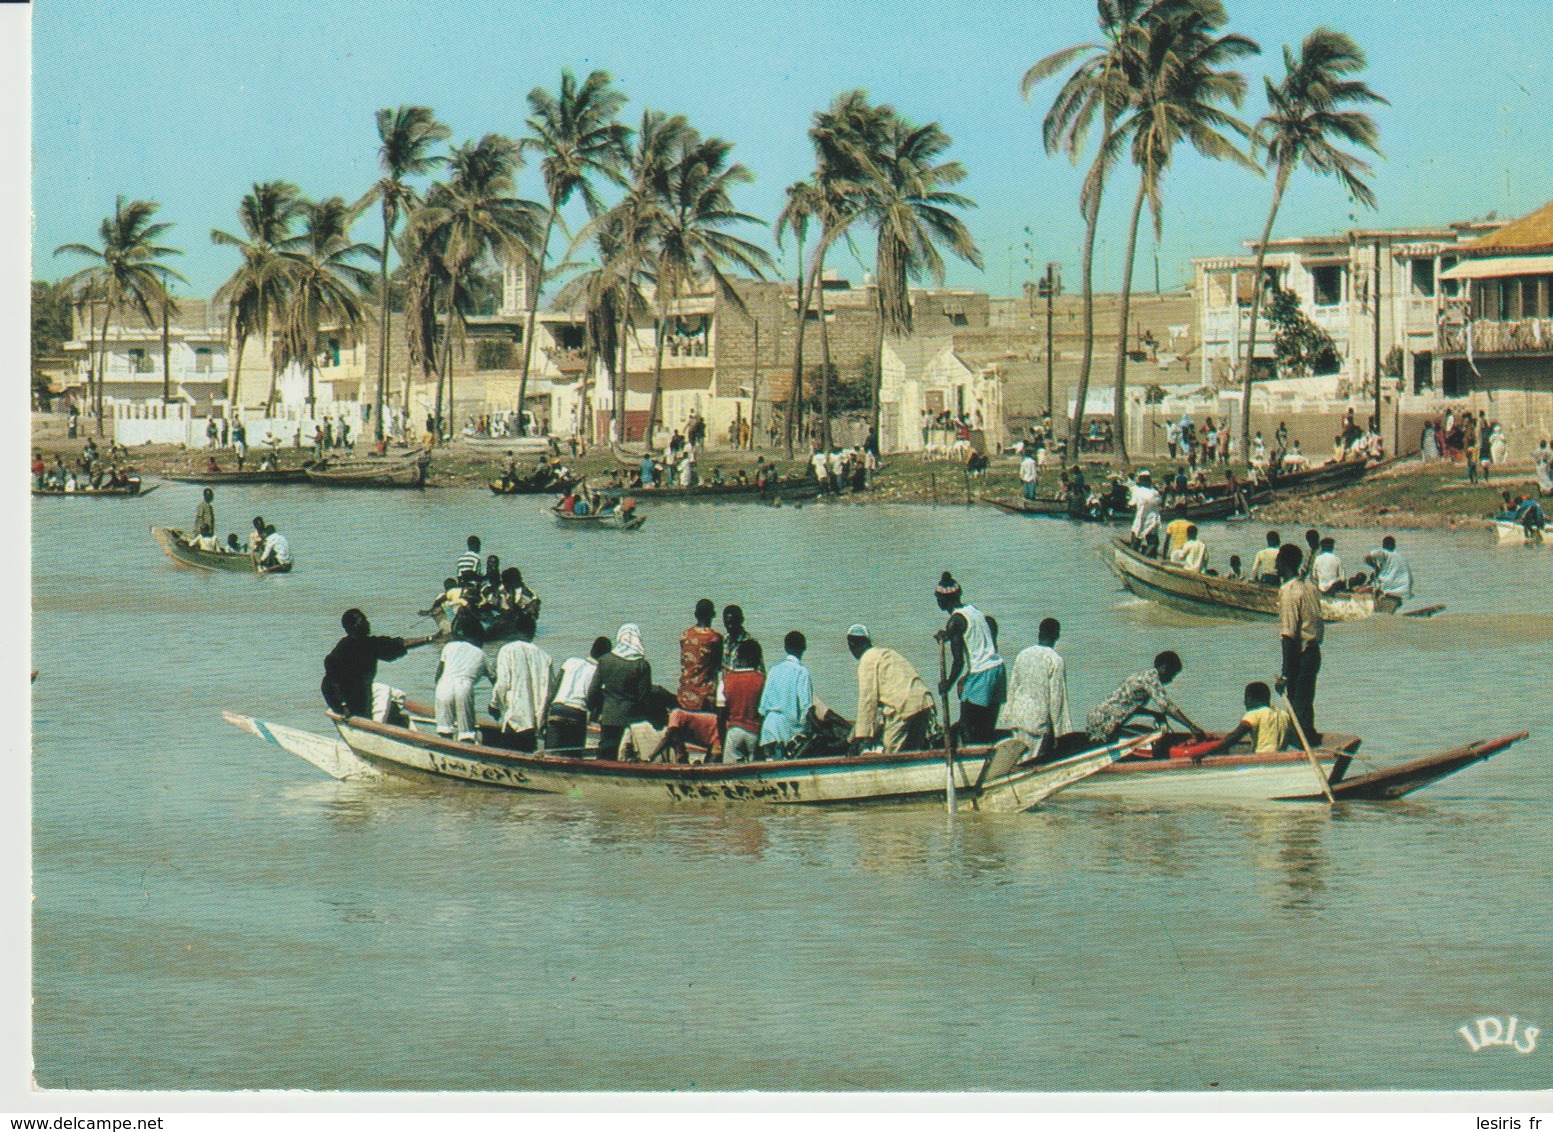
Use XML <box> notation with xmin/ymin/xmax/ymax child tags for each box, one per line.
<box><xmin>1281</xmin><ymin>692</ymin><xmax>1336</xmax><ymax>804</ymax></box>
<box><xmin>937</xmin><ymin>636</ymin><xmax>957</xmax><ymax>816</ymax></box>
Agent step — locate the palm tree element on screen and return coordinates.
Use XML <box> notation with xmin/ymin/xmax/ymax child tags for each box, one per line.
<box><xmin>643</xmin><ymin>130</ymin><xmax>773</xmax><ymax>449</ymax></box>
<box><xmin>833</xmin><ymin>97</ymin><xmax>981</xmax><ymax>443</ymax></box>
<box><xmin>212</xmin><ymin>180</ymin><xmax>302</xmax><ymax>414</ymax></box>
<box><xmin>1237</xmin><ymin>28</ymin><xmax>1386</xmax><ymax>457</ymax></box>
<box><xmin>518</xmin><ymin>70</ymin><xmax>630</xmax><ymax>434</ymax></box>
<box><xmin>276</xmin><ymin>197</ymin><xmax>379</xmax><ymax>416</ymax></box>
<box><xmin>1022</xmin><ymin>0</ymin><xmax>1156</xmax><ymax>459</ymax></box>
<box><xmin>411</xmin><ymin>134</ymin><xmax>547</xmax><ymax>438</ymax></box>
<box><xmin>774</xmin><ymin>179</ymin><xmax>822</xmax><ymax>457</ymax></box>
<box><xmin>55</xmin><ymin>196</ymin><xmax>185</xmax><ymax>434</ymax></box>
<box><xmin>361</xmin><ymin>107</ymin><xmax>450</xmax><ymax>440</ymax></box>
<box><xmin>1104</xmin><ymin>0</ymin><xmax>1259</xmax><ymax>464</ymax></box>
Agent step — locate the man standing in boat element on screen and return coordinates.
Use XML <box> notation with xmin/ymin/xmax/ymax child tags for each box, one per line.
<box><xmin>934</xmin><ymin>573</ymin><xmax>1007</xmax><ymax>745</ymax></box>
<box><xmin>488</xmin><ymin>613</ymin><xmax>553</xmax><ymax>753</ymax></box>
<box><xmin>321</xmin><ymin>609</ymin><xmax>436</xmax><ymax>722</ymax></box>
<box><xmin>846</xmin><ymin>625</ymin><xmax>934</xmax><ymax>755</ymax></box>
<box><xmin>1128</xmin><ymin>470</ymin><xmax>1162</xmax><ymax>556</ymax></box>
<box><xmin>758</xmin><ymin>631</ymin><xmax>815</xmax><ymax>759</ymax></box>
<box><xmin>996</xmin><ymin>617</ymin><xmax>1072</xmax><ymax>761</ymax></box>
<box><xmin>678</xmin><ymin>599</ymin><xmax>724</xmax><ymax>712</ymax></box>
<box><xmin>193</xmin><ymin>488</ymin><xmax>216</xmax><ymax>551</ymax></box>
<box><xmin>1275</xmin><ymin>543</ymin><xmax>1323</xmax><ymax>744</ymax></box>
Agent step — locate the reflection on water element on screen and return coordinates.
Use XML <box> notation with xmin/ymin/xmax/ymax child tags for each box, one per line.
<box><xmin>31</xmin><ymin>490</ymin><xmax>1553</xmax><ymax>1091</ymax></box>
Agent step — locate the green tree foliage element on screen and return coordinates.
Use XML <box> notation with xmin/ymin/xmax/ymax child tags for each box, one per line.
<box><xmin>1266</xmin><ymin>284</ymin><xmax>1340</xmax><ymax>376</ymax></box>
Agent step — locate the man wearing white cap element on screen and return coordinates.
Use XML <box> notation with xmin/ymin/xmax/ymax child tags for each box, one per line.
<box><xmin>846</xmin><ymin>626</ymin><xmax>935</xmax><ymax>754</ymax></box>
<box><xmin>1129</xmin><ymin>469</ymin><xmax>1162</xmax><ymax>556</ymax></box>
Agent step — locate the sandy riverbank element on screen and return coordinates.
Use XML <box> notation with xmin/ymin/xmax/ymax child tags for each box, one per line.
<box><xmin>30</xmin><ymin>430</ymin><xmax>1541</xmax><ymax>528</ymax></box>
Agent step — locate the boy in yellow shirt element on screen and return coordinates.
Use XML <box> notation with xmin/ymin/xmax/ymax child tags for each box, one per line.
<box><xmin>1198</xmin><ymin>681</ymin><xmax>1292</xmax><ymax>757</ymax></box>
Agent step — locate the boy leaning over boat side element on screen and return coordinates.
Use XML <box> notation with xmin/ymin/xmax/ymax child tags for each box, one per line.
<box><xmin>1193</xmin><ymin>682</ymin><xmax>1293</xmax><ymax>761</ymax></box>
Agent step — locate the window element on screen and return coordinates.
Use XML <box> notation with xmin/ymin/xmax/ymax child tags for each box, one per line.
<box><xmin>1311</xmin><ymin>265</ymin><xmax>1344</xmax><ymax>307</ymax></box>
<box><xmin>949</xmin><ymin>312</ymin><xmax>969</xmax><ymax>327</ymax></box>
<box><xmin>127</xmin><ymin>348</ymin><xmax>152</xmax><ymax>373</ymax></box>
<box><xmin>555</xmin><ymin>325</ymin><xmax>585</xmax><ymax>350</ymax></box>
<box><xmin>1410</xmin><ymin>258</ymin><xmax>1435</xmax><ymax>298</ymax></box>
<box><xmin>195</xmin><ymin>347</ymin><xmax>213</xmax><ymax>373</ymax></box>
<box><xmin>1439</xmin><ymin>257</ymin><xmax>1461</xmax><ymax>298</ymax></box>
<box><xmin>1412</xmin><ymin>351</ymin><xmax>1433</xmax><ymax>394</ymax></box>
<box><xmin>328</xmin><ymin>338</ymin><xmax>341</xmax><ymax>366</ymax></box>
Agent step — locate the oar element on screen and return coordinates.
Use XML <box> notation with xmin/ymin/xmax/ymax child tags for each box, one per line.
<box><xmin>937</xmin><ymin>637</ymin><xmax>957</xmax><ymax>816</ymax></box>
<box><xmin>1281</xmin><ymin>692</ymin><xmax>1335</xmax><ymax>804</ymax></box>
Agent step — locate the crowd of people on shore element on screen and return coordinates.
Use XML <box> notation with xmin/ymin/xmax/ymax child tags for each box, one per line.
<box><xmin>31</xmin><ymin>441</ymin><xmax>140</xmax><ymax>493</ymax></box>
<box><xmin>321</xmin><ymin>567</ymin><xmax>1323</xmax><ymax>770</ymax></box>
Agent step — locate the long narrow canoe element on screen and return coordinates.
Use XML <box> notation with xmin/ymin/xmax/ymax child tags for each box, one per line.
<box><xmin>151</xmin><ymin>526</ymin><xmax>263</xmax><ymax>573</ymax></box>
<box><xmin>305</xmin><ymin>454</ymin><xmax>429</xmax><ymax>488</ymax></box>
<box><xmin>489</xmin><ymin>477</ymin><xmax>575</xmax><ymax>496</ymax></box>
<box><xmin>987</xmin><ymin>497</ymin><xmax>1072</xmax><ymax>517</ymax></box>
<box><xmin>163</xmin><ymin>467</ymin><xmax>310</xmax><ymax>484</ymax></box>
<box><xmin>1494</xmin><ymin>520</ymin><xmax>1551</xmax><ymax>546</ymax></box>
<box><xmin>605</xmin><ymin>479</ymin><xmax>824</xmax><ymax>504</ymax></box>
<box><xmin>991</xmin><ymin>489</ymin><xmax>1266</xmax><ymax>523</ymax></box>
<box><xmin>326</xmin><ymin>711</ymin><xmax>1153</xmax><ymax>806</ymax></box>
<box><xmin>223</xmin><ymin>710</ymin><xmax>386</xmax><ymax>781</ymax></box>
<box><xmin>551</xmin><ymin>506</ymin><xmax>645</xmax><ymax>530</ymax></box>
<box><xmin>1068</xmin><ymin>731</ymin><xmax>1363</xmax><ymax>802</ymax></box>
<box><xmin>459</xmin><ymin>435</ymin><xmax>553</xmax><ymax>454</ymax></box>
<box><xmin>1280</xmin><ymin>732</ymin><xmax>1528</xmax><ymax>802</ymax></box>
<box><xmin>33</xmin><ymin>482</ymin><xmax>158</xmax><ymax>498</ymax></box>
<box><xmin>1108</xmin><ymin>536</ymin><xmax>1439</xmax><ymax>622</ymax></box>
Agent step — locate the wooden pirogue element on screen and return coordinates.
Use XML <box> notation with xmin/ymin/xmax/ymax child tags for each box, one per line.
<box><xmin>1494</xmin><ymin>519</ymin><xmax>1551</xmax><ymax>547</ymax></box>
<box><xmin>33</xmin><ymin>481</ymin><xmax>157</xmax><ymax>498</ymax></box>
<box><xmin>304</xmin><ymin>453</ymin><xmax>429</xmax><ymax>488</ymax></box>
<box><xmin>163</xmin><ymin>467</ymin><xmax>310</xmax><ymax>485</ymax></box>
<box><xmin>551</xmin><ymin>505</ymin><xmax>645</xmax><ymax>530</ymax></box>
<box><xmin>151</xmin><ymin>526</ymin><xmax>265</xmax><ymax>573</ymax></box>
<box><xmin>224</xmin><ymin>709</ymin><xmax>1150</xmax><ymax>810</ymax></box>
<box><xmin>1109</xmin><ymin>537</ymin><xmax>1444</xmax><ymax>622</ymax></box>
<box><xmin>1067</xmin><ymin>730</ymin><xmax>1527</xmax><ymax>803</ymax></box>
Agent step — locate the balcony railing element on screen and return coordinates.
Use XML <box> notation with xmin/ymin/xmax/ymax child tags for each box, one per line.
<box><xmin>1440</xmin><ymin>317</ymin><xmax>1553</xmax><ymax>356</ymax></box>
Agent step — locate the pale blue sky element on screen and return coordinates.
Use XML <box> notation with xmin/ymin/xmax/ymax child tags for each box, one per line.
<box><xmin>31</xmin><ymin>0</ymin><xmax>1552</xmax><ymax>300</ymax></box>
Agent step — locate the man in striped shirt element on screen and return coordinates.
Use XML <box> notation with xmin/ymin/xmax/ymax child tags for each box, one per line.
<box><xmin>456</xmin><ymin>535</ymin><xmax>482</xmax><ymax>579</ymax></box>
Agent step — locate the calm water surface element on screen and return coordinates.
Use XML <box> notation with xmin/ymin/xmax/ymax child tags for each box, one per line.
<box><xmin>31</xmin><ymin>485</ymin><xmax>1553</xmax><ymax>1091</ymax></box>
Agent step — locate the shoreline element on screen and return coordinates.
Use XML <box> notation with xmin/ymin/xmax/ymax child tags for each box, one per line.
<box><xmin>29</xmin><ymin>432</ymin><xmax>1540</xmax><ymax>530</ymax></box>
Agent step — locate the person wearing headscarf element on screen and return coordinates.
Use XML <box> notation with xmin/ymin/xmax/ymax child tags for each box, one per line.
<box><xmin>933</xmin><ymin>572</ymin><xmax>1006</xmax><ymax>745</ymax></box>
<box><xmin>586</xmin><ymin>624</ymin><xmax>655</xmax><ymax>761</ymax></box>
<box><xmin>434</xmin><ymin>611</ymin><xmax>493</xmax><ymax>743</ymax></box>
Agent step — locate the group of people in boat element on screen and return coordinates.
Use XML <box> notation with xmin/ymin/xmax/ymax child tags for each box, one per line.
<box><xmin>177</xmin><ymin>489</ymin><xmax>293</xmax><ymax>571</ymax></box>
<box><xmin>32</xmin><ymin>443</ymin><xmax>140</xmax><ymax>493</ymax></box>
<box><xmin>1491</xmin><ymin>491</ymin><xmax>1548</xmax><ymax>535</ymax></box>
<box><xmin>496</xmin><ymin>453</ymin><xmax>573</xmax><ymax>493</ymax></box>
<box><xmin>429</xmin><ymin>535</ymin><xmax>542</xmax><ymax>638</ymax></box>
<box><xmin>320</xmin><ymin>566</ymin><xmax>1327</xmax><ymax>769</ymax></box>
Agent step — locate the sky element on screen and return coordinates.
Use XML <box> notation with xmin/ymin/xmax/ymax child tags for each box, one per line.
<box><xmin>28</xmin><ymin>0</ymin><xmax>1553</xmax><ymax>302</ymax></box>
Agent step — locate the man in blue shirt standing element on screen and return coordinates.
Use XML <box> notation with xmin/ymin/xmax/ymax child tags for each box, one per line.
<box><xmin>758</xmin><ymin>630</ymin><xmax>814</xmax><ymax>759</ymax></box>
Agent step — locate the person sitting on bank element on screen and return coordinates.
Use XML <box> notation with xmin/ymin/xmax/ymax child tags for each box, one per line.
<box><xmin>996</xmin><ymin>617</ymin><xmax>1072</xmax><ymax>762</ymax></box>
<box><xmin>487</xmin><ymin>612</ymin><xmax>553</xmax><ymax>753</ymax></box>
<box><xmin>846</xmin><ymin>625</ymin><xmax>934</xmax><ymax>755</ymax></box>
<box><xmin>321</xmin><ymin>608</ymin><xmax>437</xmax><ymax>721</ymax></box>
<box><xmin>1194</xmin><ymin>682</ymin><xmax>1292</xmax><ymax>760</ymax></box>
<box><xmin>1085</xmin><ymin>650</ymin><xmax>1204</xmax><ymax>744</ymax></box>
<box><xmin>1249</xmin><ymin>530</ymin><xmax>1281</xmax><ymax>586</ymax></box>
<box><xmin>258</xmin><ymin>523</ymin><xmax>293</xmax><ymax>573</ymax></box>
<box><xmin>1170</xmin><ymin>524</ymin><xmax>1209</xmax><ymax>572</ymax></box>
<box><xmin>758</xmin><ymin>631</ymin><xmax>815</xmax><ymax>760</ymax></box>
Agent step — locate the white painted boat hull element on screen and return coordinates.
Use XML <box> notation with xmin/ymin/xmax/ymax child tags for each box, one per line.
<box><xmin>1494</xmin><ymin>520</ymin><xmax>1551</xmax><ymax>546</ymax></box>
<box><xmin>1068</xmin><ymin>756</ymin><xmax>1337</xmax><ymax>803</ymax></box>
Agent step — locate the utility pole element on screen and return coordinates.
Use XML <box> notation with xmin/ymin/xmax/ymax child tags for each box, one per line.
<box><xmin>1039</xmin><ymin>262</ymin><xmax>1062</xmax><ymax>418</ymax></box>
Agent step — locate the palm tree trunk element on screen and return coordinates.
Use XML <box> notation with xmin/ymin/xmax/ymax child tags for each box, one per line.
<box><xmin>95</xmin><ymin>301</ymin><xmax>113</xmax><ymax>438</ymax></box>
<box><xmin>375</xmin><ymin>199</ymin><xmax>395</xmax><ymax>441</ymax></box>
<box><xmin>228</xmin><ymin>330</ymin><xmax>247</xmax><ymax>414</ymax></box>
<box><xmin>817</xmin><ymin>250</ymin><xmax>833</xmax><ymax>452</ymax></box>
<box><xmin>1068</xmin><ymin>148</ymin><xmax>1110</xmax><ymax>461</ymax></box>
<box><xmin>439</xmin><ymin>278</ymin><xmax>458</xmax><ymax>443</ymax></box>
<box><xmin>1109</xmin><ymin>177</ymin><xmax>1148</xmax><ymax>468</ymax></box>
<box><xmin>83</xmin><ymin>297</ymin><xmax>99</xmax><ymax>434</ymax></box>
<box><xmin>517</xmin><ymin>207</ymin><xmax>558</xmax><ymax>434</ymax></box>
<box><xmin>784</xmin><ymin>242</ymin><xmax>812</xmax><ymax>460</ymax></box>
<box><xmin>645</xmin><ymin>310</ymin><xmax>668</xmax><ymax>451</ymax></box>
<box><xmin>161</xmin><ymin>298</ymin><xmax>172</xmax><ymax>404</ymax></box>
<box><xmin>615</xmin><ymin>292</ymin><xmax>631</xmax><ymax>444</ymax></box>
<box><xmin>1239</xmin><ymin>165</ymin><xmax>1290</xmax><ymax>462</ymax></box>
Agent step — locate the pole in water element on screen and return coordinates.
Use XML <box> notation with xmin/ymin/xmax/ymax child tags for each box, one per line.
<box><xmin>938</xmin><ymin>640</ymin><xmax>957</xmax><ymax>816</ymax></box>
<box><xmin>1282</xmin><ymin>692</ymin><xmax>1335</xmax><ymax>804</ymax></box>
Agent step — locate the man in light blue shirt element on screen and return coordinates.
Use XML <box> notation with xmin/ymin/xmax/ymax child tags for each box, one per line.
<box><xmin>758</xmin><ymin>630</ymin><xmax>814</xmax><ymax>758</ymax></box>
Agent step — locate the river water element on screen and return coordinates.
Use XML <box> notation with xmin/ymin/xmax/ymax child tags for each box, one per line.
<box><xmin>30</xmin><ymin>486</ymin><xmax>1553</xmax><ymax>1092</ymax></box>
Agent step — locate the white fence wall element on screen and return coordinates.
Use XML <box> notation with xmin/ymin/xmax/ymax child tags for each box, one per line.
<box><xmin>111</xmin><ymin>400</ymin><xmax>368</xmax><ymax>449</ymax></box>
